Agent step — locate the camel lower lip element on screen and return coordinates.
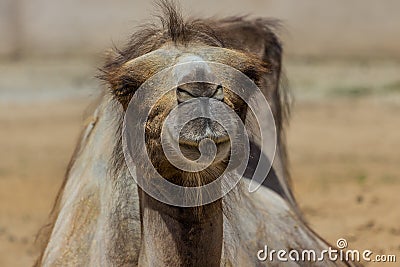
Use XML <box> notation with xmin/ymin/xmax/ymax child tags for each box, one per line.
<box><xmin>165</xmin><ymin>127</ymin><xmax>230</xmax><ymax>148</ymax></box>
<box><xmin>178</xmin><ymin>137</ymin><xmax>230</xmax><ymax>148</ymax></box>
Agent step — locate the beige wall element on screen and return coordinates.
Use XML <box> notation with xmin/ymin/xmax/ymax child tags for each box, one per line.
<box><xmin>1</xmin><ymin>0</ymin><xmax>400</xmax><ymax>58</ymax></box>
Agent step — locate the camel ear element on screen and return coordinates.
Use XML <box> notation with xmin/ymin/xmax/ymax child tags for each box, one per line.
<box><xmin>214</xmin><ymin>18</ymin><xmax>282</xmax><ymax>81</ymax></box>
<box><xmin>213</xmin><ymin>18</ymin><xmax>285</xmax><ymax>125</ymax></box>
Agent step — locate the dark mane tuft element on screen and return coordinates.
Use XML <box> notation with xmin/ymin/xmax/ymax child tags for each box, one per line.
<box><xmin>99</xmin><ymin>1</ymin><xmax>223</xmax><ymax>75</ymax></box>
<box><xmin>156</xmin><ymin>0</ymin><xmax>187</xmax><ymax>43</ymax></box>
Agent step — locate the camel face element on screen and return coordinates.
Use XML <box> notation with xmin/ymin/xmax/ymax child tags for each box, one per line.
<box><xmin>107</xmin><ymin>44</ymin><xmax>262</xmax><ymax>186</ymax></box>
<box><xmin>147</xmin><ymin>52</ymin><xmax>248</xmax><ymax>186</ymax></box>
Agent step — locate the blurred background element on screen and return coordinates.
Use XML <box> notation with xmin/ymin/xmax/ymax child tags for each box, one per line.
<box><xmin>1</xmin><ymin>0</ymin><xmax>399</xmax><ymax>266</ymax></box>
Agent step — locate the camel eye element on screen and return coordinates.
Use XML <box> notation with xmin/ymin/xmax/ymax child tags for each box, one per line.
<box><xmin>113</xmin><ymin>76</ymin><xmax>142</xmax><ymax>99</ymax></box>
<box><xmin>243</xmin><ymin>67</ymin><xmax>260</xmax><ymax>83</ymax></box>
<box><xmin>115</xmin><ymin>85</ymin><xmax>134</xmax><ymax>97</ymax></box>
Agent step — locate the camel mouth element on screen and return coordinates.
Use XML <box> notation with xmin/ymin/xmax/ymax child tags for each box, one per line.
<box><xmin>178</xmin><ymin>135</ymin><xmax>231</xmax><ymax>162</ymax></box>
<box><xmin>164</xmin><ymin>122</ymin><xmax>231</xmax><ymax>162</ymax></box>
<box><xmin>178</xmin><ymin>134</ymin><xmax>230</xmax><ymax>148</ymax></box>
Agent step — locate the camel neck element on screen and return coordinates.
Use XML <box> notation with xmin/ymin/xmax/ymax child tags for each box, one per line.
<box><xmin>138</xmin><ymin>188</ymin><xmax>223</xmax><ymax>267</ymax></box>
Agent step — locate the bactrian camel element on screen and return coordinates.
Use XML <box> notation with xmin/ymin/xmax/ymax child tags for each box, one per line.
<box><xmin>35</xmin><ymin>2</ymin><xmax>357</xmax><ymax>266</ymax></box>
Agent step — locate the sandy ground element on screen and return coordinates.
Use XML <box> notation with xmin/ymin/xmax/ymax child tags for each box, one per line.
<box><xmin>0</xmin><ymin>60</ymin><xmax>399</xmax><ymax>266</ymax></box>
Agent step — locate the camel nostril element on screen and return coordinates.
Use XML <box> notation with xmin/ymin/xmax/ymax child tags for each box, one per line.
<box><xmin>211</xmin><ymin>84</ymin><xmax>224</xmax><ymax>101</ymax></box>
<box><xmin>176</xmin><ymin>83</ymin><xmax>224</xmax><ymax>103</ymax></box>
<box><xmin>176</xmin><ymin>87</ymin><xmax>196</xmax><ymax>103</ymax></box>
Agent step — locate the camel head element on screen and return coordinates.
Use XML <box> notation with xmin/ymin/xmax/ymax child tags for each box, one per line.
<box><xmin>108</xmin><ymin>48</ymin><xmax>267</xmax><ymax>186</ymax></box>
<box><xmin>100</xmin><ymin>6</ymin><xmax>273</xmax><ymax>189</ymax></box>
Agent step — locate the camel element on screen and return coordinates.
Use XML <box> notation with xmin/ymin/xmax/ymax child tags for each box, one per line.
<box><xmin>35</xmin><ymin>2</ymin><xmax>358</xmax><ymax>266</ymax></box>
